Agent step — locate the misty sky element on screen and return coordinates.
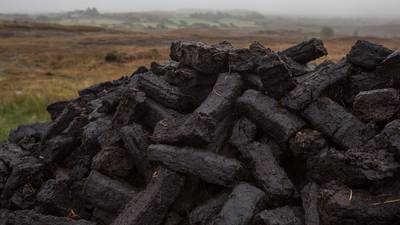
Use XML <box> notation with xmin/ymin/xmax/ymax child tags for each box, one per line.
<box><xmin>1</xmin><ymin>0</ymin><xmax>400</xmax><ymax>18</ymax></box>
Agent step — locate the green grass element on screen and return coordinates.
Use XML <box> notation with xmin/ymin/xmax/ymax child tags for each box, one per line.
<box><xmin>0</xmin><ymin>95</ymin><xmax>51</xmax><ymax>141</ymax></box>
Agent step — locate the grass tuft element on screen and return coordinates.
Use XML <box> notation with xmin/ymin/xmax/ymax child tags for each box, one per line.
<box><xmin>0</xmin><ymin>95</ymin><xmax>51</xmax><ymax>140</ymax></box>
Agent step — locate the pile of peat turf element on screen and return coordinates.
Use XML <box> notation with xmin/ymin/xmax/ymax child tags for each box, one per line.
<box><xmin>1</xmin><ymin>38</ymin><xmax>400</xmax><ymax>225</ymax></box>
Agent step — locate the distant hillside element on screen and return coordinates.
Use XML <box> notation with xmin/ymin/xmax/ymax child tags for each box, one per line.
<box><xmin>0</xmin><ymin>21</ymin><xmax>105</xmax><ymax>32</ymax></box>
<box><xmin>0</xmin><ymin>9</ymin><xmax>399</xmax><ymax>37</ymax></box>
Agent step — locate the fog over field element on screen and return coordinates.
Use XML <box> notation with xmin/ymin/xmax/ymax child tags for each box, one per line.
<box><xmin>1</xmin><ymin>0</ymin><xmax>400</xmax><ymax>18</ymax></box>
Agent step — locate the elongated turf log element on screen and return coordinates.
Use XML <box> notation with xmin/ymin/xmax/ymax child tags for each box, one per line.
<box><xmin>319</xmin><ymin>181</ymin><xmax>400</xmax><ymax>225</ymax></box>
<box><xmin>308</xmin><ymin>120</ymin><xmax>400</xmax><ymax>185</ymax></box>
<box><xmin>377</xmin><ymin>50</ymin><xmax>400</xmax><ymax>88</ymax></box>
<box><xmin>237</xmin><ymin>90</ymin><xmax>305</xmax><ymax>143</ymax></box>
<box><xmin>81</xmin><ymin>117</ymin><xmax>111</xmax><ymax>149</ymax></box>
<box><xmin>46</xmin><ymin>100</ymin><xmax>70</xmax><ymax>121</ymax></box>
<box><xmin>170</xmin><ymin>41</ymin><xmax>232</xmax><ymax>74</ymax></box>
<box><xmin>212</xmin><ymin>182</ymin><xmax>265</xmax><ymax>225</ymax></box>
<box><xmin>279</xmin><ymin>38</ymin><xmax>328</xmax><ymax>64</ymax></box>
<box><xmin>0</xmin><ymin>209</ymin><xmax>95</xmax><ymax>225</ymax></box>
<box><xmin>308</xmin><ymin>146</ymin><xmax>399</xmax><ymax>186</ymax></box>
<box><xmin>256</xmin><ymin>53</ymin><xmax>296</xmax><ymax>99</ymax></box>
<box><xmin>228</xmin><ymin>117</ymin><xmax>257</xmax><ymax>148</ymax></box>
<box><xmin>282</xmin><ymin>60</ymin><xmax>349</xmax><ymax>111</ymax></box>
<box><xmin>194</xmin><ymin>73</ymin><xmax>243</xmax><ymax>121</ymax></box>
<box><xmin>142</xmin><ymin>98</ymin><xmax>182</xmax><ymax>129</ymax></box>
<box><xmin>137</xmin><ymin>72</ymin><xmax>195</xmax><ymax>113</ymax></box>
<box><xmin>377</xmin><ymin>119</ymin><xmax>400</xmax><ymax>157</ymax></box>
<box><xmin>0</xmin><ymin>143</ymin><xmax>47</xmax><ymax>202</ymax></box>
<box><xmin>91</xmin><ymin>147</ymin><xmax>133</xmax><ymax>178</ymax></box>
<box><xmin>151</xmin><ymin>114</ymin><xmax>215</xmax><ymax>146</ymax></box>
<box><xmin>152</xmin><ymin>73</ymin><xmax>242</xmax><ymax>147</ymax></box>
<box><xmin>253</xmin><ymin>206</ymin><xmax>304</xmax><ymax>225</ymax></box>
<box><xmin>153</xmin><ymin>113</ymin><xmax>230</xmax><ymax>152</ymax></box>
<box><xmin>39</xmin><ymin>135</ymin><xmax>78</xmax><ymax>163</ymax></box>
<box><xmin>148</xmin><ymin>144</ymin><xmax>245</xmax><ymax>187</ymax></box>
<box><xmin>289</xmin><ymin>129</ymin><xmax>327</xmax><ymax>159</ymax></box>
<box><xmin>238</xmin><ymin>142</ymin><xmax>295</xmax><ymax>206</ymax></box>
<box><xmin>343</xmin><ymin>71</ymin><xmax>391</xmax><ymax>104</ymax></box>
<box><xmin>112</xmin><ymin>89</ymin><xmax>146</xmax><ymax>128</ymax></box>
<box><xmin>228</xmin><ymin>42</ymin><xmax>272</xmax><ymax>72</ymax></box>
<box><xmin>301</xmin><ymin>182</ymin><xmax>320</xmax><ymax>225</ymax></box>
<box><xmin>120</xmin><ymin>123</ymin><xmax>153</xmax><ymax>183</ymax></box>
<box><xmin>111</xmin><ymin>167</ymin><xmax>185</xmax><ymax>225</ymax></box>
<box><xmin>82</xmin><ymin>171</ymin><xmax>136</xmax><ymax>213</ymax></box>
<box><xmin>41</xmin><ymin>103</ymin><xmax>82</xmax><ymax>143</ymax></box>
<box><xmin>150</xmin><ymin>60</ymin><xmax>179</xmax><ymax>76</ymax></box>
<box><xmin>189</xmin><ymin>193</ymin><xmax>229</xmax><ymax>225</ymax></box>
<box><xmin>302</xmin><ymin>97</ymin><xmax>374</xmax><ymax>149</ymax></box>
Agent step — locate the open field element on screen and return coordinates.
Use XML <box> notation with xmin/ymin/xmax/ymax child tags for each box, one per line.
<box><xmin>0</xmin><ymin>21</ymin><xmax>400</xmax><ymax>140</ymax></box>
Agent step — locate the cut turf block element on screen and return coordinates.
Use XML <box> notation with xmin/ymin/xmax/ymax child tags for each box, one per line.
<box><xmin>212</xmin><ymin>182</ymin><xmax>265</xmax><ymax>225</ymax></box>
<box><xmin>164</xmin><ymin>67</ymin><xmax>215</xmax><ymax>88</ymax></box>
<box><xmin>111</xmin><ymin>167</ymin><xmax>185</xmax><ymax>225</ymax></box>
<box><xmin>377</xmin><ymin>119</ymin><xmax>400</xmax><ymax>157</ymax></box>
<box><xmin>92</xmin><ymin>208</ymin><xmax>116</xmax><ymax>225</ymax></box>
<box><xmin>142</xmin><ymin>98</ymin><xmax>182</xmax><ymax>129</ymax></box>
<box><xmin>111</xmin><ymin>89</ymin><xmax>146</xmax><ymax>128</ymax></box>
<box><xmin>41</xmin><ymin>103</ymin><xmax>82</xmax><ymax>143</ymax></box>
<box><xmin>256</xmin><ymin>53</ymin><xmax>296</xmax><ymax>99</ymax></box>
<box><xmin>353</xmin><ymin>88</ymin><xmax>400</xmax><ymax>122</ymax></box>
<box><xmin>253</xmin><ymin>206</ymin><xmax>304</xmax><ymax>225</ymax></box>
<box><xmin>170</xmin><ymin>41</ymin><xmax>232</xmax><ymax>74</ymax></box>
<box><xmin>282</xmin><ymin>60</ymin><xmax>349</xmax><ymax>111</ymax></box>
<box><xmin>37</xmin><ymin>177</ymin><xmax>88</xmax><ymax>218</ymax></box>
<box><xmin>189</xmin><ymin>193</ymin><xmax>228</xmax><ymax>225</ymax></box>
<box><xmin>9</xmin><ymin>122</ymin><xmax>48</xmax><ymax>150</ymax></box>
<box><xmin>150</xmin><ymin>60</ymin><xmax>179</xmax><ymax>76</ymax></box>
<box><xmin>289</xmin><ymin>129</ymin><xmax>327</xmax><ymax>159</ymax></box>
<box><xmin>302</xmin><ymin>97</ymin><xmax>374</xmax><ymax>149</ymax></box>
<box><xmin>241</xmin><ymin>73</ymin><xmax>264</xmax><ymax>91</ymax></box>
<box><xmin>137</xmin><ymin>72</ymin><xmax>195</xmax><ymax>113</ymax></box>
<box><xmin>238</xmin><ymin>142</ymin><xmax>295</xmax><ymax>206</ymax></box>
<box><xmin>344</xmin><ymin>71</ymin><xmax>392</xmax><ymax>104</ymax></box>
<box><xmin>81</xmin><ymin>117</ymin><xmax>112</xmax><ymax>149</ymax></box>
<box><xmin>82</xmin><ymin>171</ymin><xmax>136</xmax><ymax>213</ymax></box>
<box><xmin>237</xmin><ymin>90</ymin><xmax>305</xmax><ymax>143</ymax></box>
<box><xmin>280</xmin><ymin>38</ymin><xmax>328</xmax><ymax>64</ymax></box>
<box><xmin>152</xmin><ymin>73</ymin><xmax>242</xmax><ymax>147</ymax></box>
<box><xmin>308</xmin><ymin>147</ymin><xmax>399</xmax><ymax>186</ymax></box>
<box><xmin>194</xmin><ymin>73</ymin><xmax>243</xmax><ymax>121</ymax></box>
<box><xmin>91</xmin><ymin>147</ymin><xmax>133</xmax><ymax>178</ymax></box>
<box><xmin>347</xmin><ymin>40</ymin><xmax>393</xmax><ymax>70</ymax></box>
<box><xmin>229</xmin><ymin>42</ymin><xmax>271</xmax><ymax>72</ymax></box>
<box><xmin>301</xmin><ymin>182</ymin><xmax>320</xmax><ymax>225</ymax></box>
<box><xmin>318</xmin><ymin>181</ymin><xmax>400</xmax><ymax>225</ymax></box>
<box><xmin>148</xmin><ymin>144</ymin><xmax>245</xmax><ymax>187</ymax></box>
<box><xmin>0</xmin><ymin>143</ymin><xmax>48</xmax><ymax>201</ymax></box>
<box><xmin>39</xmin><ymin>135</ymin><xmax>78</xmax><ymax>163</ymax></box>
<box><xmin>46</xmin><ymin>100</ymin><xmax>70</xmax><ymax>121</ymax></box>
<box><xmin>0</xmin><ymin>209</ymin><xmax>96</xmax><ymax>225</ymax></box>
<box><xmin>152</xmin><ymin>113</ymin><xmax>217</xmax><ymax>147</ymax></box>
<box><xmin>120</xmin><ymin>123</ymin><xmax>153</xmax><ymax>183</ymax></box>
<box><xmin>376</xmin><ymin>50</ymin><xmax>400</xmax><ymax>88</ymax></box>
<box><xmin>228</xmin><ymin>118</ymin><xmax>257</xmax><ymax>148</ymax></box>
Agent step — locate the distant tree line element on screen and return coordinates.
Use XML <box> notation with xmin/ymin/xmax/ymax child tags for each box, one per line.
<box><xmin>190</xmin><ymin>11</ymin><xmax>265</xmax><ymax>23</ymax></box>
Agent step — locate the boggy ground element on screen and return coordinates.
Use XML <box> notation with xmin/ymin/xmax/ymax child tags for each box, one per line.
<box><xmin>0</xmin><ymin>21</ymin><xmax>400</xmax><ymax>140</ymax></box>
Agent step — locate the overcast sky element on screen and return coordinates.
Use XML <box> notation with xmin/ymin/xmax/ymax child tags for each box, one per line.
<box><xmin>1</xmin><ymin>0</ymin><xmax>400</xmax><ymax>18</ymax></box>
